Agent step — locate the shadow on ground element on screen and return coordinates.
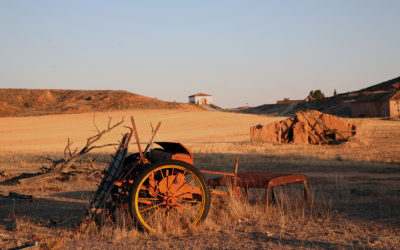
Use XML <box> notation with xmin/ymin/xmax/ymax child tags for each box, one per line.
<box><xmin>250</xmin><ymin>231</ymin><xmax>356</xmax><ymax>249</ymax></box>
<box><xmin>0</xmin><ymin>193</ymin><xmax>86</xmax><ymax>230</ymax></box>
<box><xmin>194</xmin><ymin>152</ymin><xmax>400</xmax><ymax>226</ymax></box>
<box><xmin>0</xmin><ymin>151</ymin><xmax>399</xmax><ymax>234</ymax></box>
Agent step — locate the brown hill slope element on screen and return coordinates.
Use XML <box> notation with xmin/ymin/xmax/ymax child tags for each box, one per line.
<box><xmin>0</xmin><ymin>89</ymin><xmax>199</xmax><ymax>117</ymax></box>
<box><xmin>239</xmin><ymin>76</ymin><xmax>400</xmax><ymax>116</ymax></box>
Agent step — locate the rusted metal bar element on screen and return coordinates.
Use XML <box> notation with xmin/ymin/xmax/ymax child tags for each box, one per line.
<box><xmin>232</xmin><ymin>157</ymin><xmax>240</xmax><ymax>196</ymax></box>
<box><xmin>234</xmin><ymin>157</ymin><xmax>239</xmax><ymax>176</ymax></box>
<box><xmin>119</xmin><ymin>120</ymin><xmax>161</xmax><ymax>181</ymax></box>
<box><xmin>302</xmin><ymin>180</ymin><xmax>309</xmax><ymax>201</ymax></box>
<box><xmin>208</xmin><ymin>172</ymin><xmax>308</xmax><ymax>209</ymax></box>
<box><xmin>131</xmin><ymin>117</ymin><xmax>145</xmax><ymax>163</ymax></box>
<box><xmin>265</xmin><ymin>174</ymin><xmax>307</xmax><ymax>209</ymax></box>
<box><xmin>200</xmin><ymin>158</ymin><xmax>238</xmax><ymax>178</ymax></box>
<box><xmin>210</xmin><ymin>189</ymin><xmax>230</xmax><ymax>197</ymax></box>
<box><xmin>200</xmin><ymin>170</ymin><xmax>236</xmax><ymax>177</ymax></box>
<box><xmin>143</xmin><ymin>121</ymin><xmax>161</xmax><ymax>155</ymax></box>
<box><xmin>268</xmin><ymin>174</ymin><xmax>307</xmax><ymax>186</ymax></box>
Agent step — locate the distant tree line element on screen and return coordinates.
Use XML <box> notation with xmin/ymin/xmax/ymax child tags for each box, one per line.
<box><xmin>309</xmin><ymin>90</ymin><xmax>325</xmax><ymax>100</ymax></box>
<box><xmin>283</xmin><ymin>89</ymin><xmax>337</xmax><ymax>102</ymax></box>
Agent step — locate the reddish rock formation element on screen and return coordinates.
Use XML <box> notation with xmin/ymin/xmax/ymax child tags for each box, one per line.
<box><xmin>250</xmin><ymin>110</ymin><xmax>357</xmax><ymax>144</ymax></box>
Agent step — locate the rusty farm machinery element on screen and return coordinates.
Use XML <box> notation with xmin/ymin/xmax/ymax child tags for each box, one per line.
<box><xmin>81</xmin><ymin>117</ymin><xmax>309</xmax><ymax>232</ymax></box>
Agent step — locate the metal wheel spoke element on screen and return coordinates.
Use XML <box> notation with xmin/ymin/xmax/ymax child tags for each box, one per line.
<box><xmin>141</xmin><ymin>179</ymin><xmax>167</xmax><ymax>198</ymax></box>
<box><xmin>154</xmin><ymin>192</ymin><xmax>167</xmax><ymax>198</ymax></box>
<box><xmin>138</xmin><ymin>197</ymin><xmax>160</xmax><ymax>202</ymax></box>
<box><xmin>172</xmin><ymin>208</ymin><xmax>180</xmax><ymax>226</ymax></box>
<box><xmin>159</xmin><ymin>169</ymin><xmax>165</xmax><ymax>179</ymax></box>
<box><xmin>172</xmin><ymin>170</ymin><xmax>187</xmax><ymax>191</ymax></box>
<box><xmin>144</xmin><ymin>206</ymin><xmax>162</xmax><ymax>223</ymax></box>
<box><xmin>175</xmin><ymin>206</ymin><xmax>192</xmax><ymax>224</ymax></box>
<box><xmin>139</xmin><ymin>203</ymin><xmax>162</xmax><ymax>213</ymax></box>
<box><xmin>175</xmin><ymin>178</ymin><xmax>196</xmax><ymax>193</ymax></box>
<box><xmin>167</xmin><ymin>168</ymin><xmax>180</xmax><ymax>193</ymax></box>
<box><xmin>182</xmin><ymin>199</ymin><xmax>202</xmax><ymax>204</ymax></box>
<box><xmin>152</xmin><ymin>179</ymin><xmax>167</xmax><ymax>197</ymax></box>
<box><xmin>176</xmin><ymin>203</ymin><xmax>196</xmax><ymax>214</ymax></box>
<box><xmin>163</xmin><ymin>209</ymin><xmax>172</xmax><ymax>230</ymax></box>
<box><xmin>176</xmin><ymin>192</ymin><xmax>193</xmax><ymax>198</ymax></box>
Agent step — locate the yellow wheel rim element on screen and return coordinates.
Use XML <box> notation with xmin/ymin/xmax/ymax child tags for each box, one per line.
<box><xmin>133</xmin><ymin>165</ymin><xmax>207</xmax><ymax>232</ymax></box>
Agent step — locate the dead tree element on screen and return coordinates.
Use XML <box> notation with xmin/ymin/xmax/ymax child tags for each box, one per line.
<box><xmin>42</xmin><ymin>116</ymin><xmax>125</xmax><ymax>173</ymax></box>
<box><xmin>18</xmin><ymin>116</ymin><xmax>125</xmax><ymax>185</ymax></box>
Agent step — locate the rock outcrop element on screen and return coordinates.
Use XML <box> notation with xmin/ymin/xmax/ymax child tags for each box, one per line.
<box><xmin>250</xmin><ymin>110</ymin><xmax>357</xmax><ymax>144</ymax></box>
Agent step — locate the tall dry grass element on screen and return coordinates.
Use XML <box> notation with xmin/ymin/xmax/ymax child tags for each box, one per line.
<box><xmin>1</xmin><ymin>164</ymin><xmax>399</xmax><ymax>249</ymax></box>
<box><xmin>61</xmin><ymin>181</ymin><xmax>400</xmax><ymax>249</ymax></box>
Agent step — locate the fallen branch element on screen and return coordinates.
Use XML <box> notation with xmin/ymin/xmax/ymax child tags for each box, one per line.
<box><xmin>46</xmin><ymin>116</ymin><xmax>124</xmax><ymax>173</ymax></box>
<box><xmin>18</xmin><ymin>173</ymin><xmax>62</xmax><ymax>185</ymax></box>
<box><xmin>17</xmin><ymin>115</ymin><xmax>125</xmax><ymax>185</ymax></box>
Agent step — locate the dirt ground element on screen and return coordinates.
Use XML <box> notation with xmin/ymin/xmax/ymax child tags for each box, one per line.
<box><xmin>0</xmin><ymin>109</ymin><xmax>399</xmax><ymax>249</ymax></box>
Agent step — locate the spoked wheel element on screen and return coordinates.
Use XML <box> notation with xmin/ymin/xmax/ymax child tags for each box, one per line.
<box><xmin>129</xmin><ymin>160</ymin><xmax>211</xmax><ymax>232</ymax></box>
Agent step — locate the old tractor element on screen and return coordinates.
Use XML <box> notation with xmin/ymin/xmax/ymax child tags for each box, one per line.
<box><xmin>82</xmin><ymin>117</ymin><xmax>308</xmax><ymax>232</ymax></box>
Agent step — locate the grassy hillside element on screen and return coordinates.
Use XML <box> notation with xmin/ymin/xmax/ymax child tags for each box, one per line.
<box><xmin>239</xmin><ymin>76</ymin><xmax>400</xmax><ymax>116</ymax></box>
<box><xmin>0</xmin><ymin>89</ymin><xmax>199</xmax><ymax>117</ymax></box>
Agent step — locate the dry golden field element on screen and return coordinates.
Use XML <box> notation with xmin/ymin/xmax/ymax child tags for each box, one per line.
<box><xmin>0</xmin><ymin>109</ymin><xmax>399</xmax><ymax>249</ymax></box>
<box><xmin>0</xmin><ymin>109</ymin><xmax>275</xmax><ymax>152</ymax></box>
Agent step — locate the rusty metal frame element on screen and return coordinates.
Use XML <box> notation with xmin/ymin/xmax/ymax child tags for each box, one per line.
<box><xmin>265</xmin><ymin>174</ymin><xmax>309</xmax><ymax>208</ymax></box>
<box><xmin>205</xmin><ymin>158</ymin><xmax>309</xmax><ymax>209</ymax></box>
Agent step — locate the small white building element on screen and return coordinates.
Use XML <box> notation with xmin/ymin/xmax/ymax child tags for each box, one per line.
<box><xmin>188</xmin><ymin>93</ymin><xmax>214</xmax><ymax>105</ymax></box>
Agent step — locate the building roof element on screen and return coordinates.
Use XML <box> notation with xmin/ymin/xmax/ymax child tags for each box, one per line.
<box><xmin>359</xmin><ymin>76</ymin><xmax>400</xmax><ymax>92</ymax></box>
<box><xmin>188</xmin><ymin>93</ymin><xmax>212</xmax><ymax>97</ymax></box>
<box><xmin>276</xmin><ymin>100</ymin><xmax>304</xmax><ymax>104</ymax></box>
<box><xmin>353</xmin><ymin>90</ymin><xmax>400</xmax><ymax>103</ymax></box>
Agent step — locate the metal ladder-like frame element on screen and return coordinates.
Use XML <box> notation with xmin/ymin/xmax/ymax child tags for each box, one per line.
<box><xmin>88</xmin><ymin>133</ymin><xmax>131</xmax><ymax>217</ymax></box>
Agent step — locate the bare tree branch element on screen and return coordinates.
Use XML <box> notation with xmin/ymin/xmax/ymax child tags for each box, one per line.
<box><xmin>41</xmin><ymin>116</ymin><xmax>125</xmax><ymax>174</ymax></box>
<box><xmin>87</xmin><ymin>157</ymin><xmax>98</xmax><ymax>171</ymax></box>
<box><xmin>93</xmin><ymin>111</ymin><xmax>101</xmax><ymax>133</ymax></box>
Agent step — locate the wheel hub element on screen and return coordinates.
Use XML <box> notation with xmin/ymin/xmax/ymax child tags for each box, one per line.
<box><xmin>165</xmin><ymin>196</ymin><xmax>178</xmax><ymax>207</ymax></box>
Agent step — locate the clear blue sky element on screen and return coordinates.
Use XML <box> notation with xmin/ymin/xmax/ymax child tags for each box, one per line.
<box><xmin>0</xmin><ymin>1</ymin><xmax>399</xmax><ymax>108</ymax></box>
